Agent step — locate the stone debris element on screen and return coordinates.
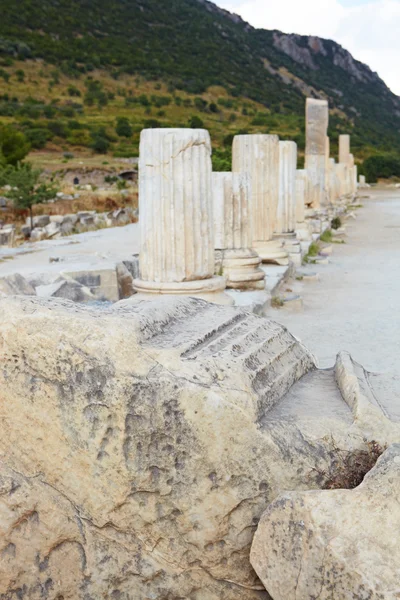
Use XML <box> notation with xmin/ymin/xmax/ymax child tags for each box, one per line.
<box><xmin>251</xmin><ymin>445</ymin><xmax>400</xmax><ymax>600</ymax></box>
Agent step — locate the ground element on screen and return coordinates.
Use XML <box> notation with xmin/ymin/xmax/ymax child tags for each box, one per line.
<box><xmin>273</xmin><ymin>188</ymin><xmax>400</xmax><ymax>373</ymax></box>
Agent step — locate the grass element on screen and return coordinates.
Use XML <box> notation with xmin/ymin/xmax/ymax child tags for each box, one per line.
<box><xmin>307</xmin><ymin>241</ymin><xmax>320</xmax><ymax>257</ymax></box>
<box><xmin>320</xmin><ymin>229</ymin><xmax>333</xmax><ymax>243</ymax></box>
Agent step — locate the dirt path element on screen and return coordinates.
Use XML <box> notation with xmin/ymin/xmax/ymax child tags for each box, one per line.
<box><xmin>270</xmin><ymin>189</ymin><xmax>400</xmax><ymax>373</ymax></box>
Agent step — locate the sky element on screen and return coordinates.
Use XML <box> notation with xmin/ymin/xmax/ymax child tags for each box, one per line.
<box><xmin>214</xmin><ymin>0</ymin><xmax>400</xmax><ymax>95</ymax></box>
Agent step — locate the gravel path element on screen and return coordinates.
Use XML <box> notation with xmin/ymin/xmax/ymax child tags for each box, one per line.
<box><xmin>270</xmin><ymin>189</ymin><xmax>400</xmax><ymax>373</ymax></box>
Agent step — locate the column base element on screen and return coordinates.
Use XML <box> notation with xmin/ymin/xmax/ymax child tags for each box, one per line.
<box><xmin>254</xmin><ymin>240</ymin><xmax>289</xmax><ymax>266</ymax></box>
<box><xmin>132</xmin><ymin>276</ymin><xmax>233</xmax><ymax>306</ymax></box>
<box><xmin>296</xmin><ymin>222</ymin><xmax>313</xmax><ymax>241</ymax></box>
<box><xmin>274</xmin><ymin>233</ymin><xmax>302</xmax><ymax>266</ymax></box>
<box><xmin>220</xmin><ymin>249</ymin><xmax>265</xmax><ymax>291</ymax></box>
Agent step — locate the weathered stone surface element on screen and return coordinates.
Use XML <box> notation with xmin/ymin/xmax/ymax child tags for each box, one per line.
<box><xmin>0</xmin><ymin>298</ymin><xmax>397</xmax><ymax>599</ymax></box>
<box><xmin>35</xmin><ymin>278</ymin><xmax>96</xmax><ymax>303</ymax></box>
<box><xmin>0</xmin><ymin>273</ymin><xmax>35</xmax><ymax>296</ymax></box>
<box><xmin>61</xmin><ymin>267</ymin><xmax>119</xmax><ymax>302</ymax></box>
<box><xmin>251</xmin><ymin>445</ymin><xmax>400</xmax><ymax>600</ymax></box>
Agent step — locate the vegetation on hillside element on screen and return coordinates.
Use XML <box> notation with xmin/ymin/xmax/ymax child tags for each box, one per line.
<box><xmin>0</xmin><ymin>0</ymin><xmax>399</xmax><ymax>167</ymax></box>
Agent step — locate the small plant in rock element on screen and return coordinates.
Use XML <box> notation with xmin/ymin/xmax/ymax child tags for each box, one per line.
<box><xmin>271</xmin><ymin>296</ymin><xmax>284</xmax><ymax>308</ymax></box>
<box><xmin>307</xmin><ymin>242</ymin><xmax>320</xmax><ymax>257</ymax></box>
<box><xmin>331</xmin><ymin>217</ymin><xmax>342</xmax><ymax>230</ymax></box>
<box><xmin>320</xmin><ymin>229</ymin><xmax>333</xmax><ymax>243</ymax></box>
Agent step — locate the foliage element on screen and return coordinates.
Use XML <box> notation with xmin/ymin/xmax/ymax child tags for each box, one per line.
<box><xmin>362</xmin><ymin>154</ymin><xmax>400</xmax><ymax>183</ymax></box>
<box><xmin>188</xmin><ymin>115</ymin><xmax>204</xmax><ymax>128</ymax></box>
<box><xmin>0</xmin><ymin>162</ymin><xmax>57</xmax><ymax>226</ymax></box>
<box><xmin>115</xmin><ymin>116</ymin><xmax>132</xmax><ymax>138</ymax></box>
<box><xmin>0</xmin><ymin>0</ymin><xmax>400</xmax><ymax>157</ymax></box>
<box><xmin>0</xmin><ymin>124</ymin><xmax>30</xmax><ymax>165</ymax></box>
<box><xmin>331</xmin><ymin>217</ymin><xmax>342</xmax><ymax>230</ymax></box>
<box><xmin>320</xmin><ymin>229</ymin><xmax>333</xmax><ymax>243</ymax></box>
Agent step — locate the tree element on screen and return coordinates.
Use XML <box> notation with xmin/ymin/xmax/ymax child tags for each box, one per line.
<box><xmin>188</xmin><ymin>115</ymin><xmax>204</xmax><ymax>128</ymax></box>
<box><xmin>115</xmin><ymin>117</ymin><xmax>133</xmax><ymax>138</ymax></box>
<box><xmin>0</xmin><ymin>125</ymin><xmax>30</xmax><ymax>166</ymax></box>
<box><xmin>1</xmin><ymin>163</ymin><xmax>57</xmax><ymax>229</ymax></box>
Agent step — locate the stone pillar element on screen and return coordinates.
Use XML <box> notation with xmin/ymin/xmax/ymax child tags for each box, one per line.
<box><xmin>348</xmin><ymin>154</ymin><xmax>357</xmax><ymax>196</ymax></box>
<box><xmin>275</xmin><ymin>141</ymin><xmax>297</xmax><ymax>235</ymax></box>
<box><xmin>329</xmin><ymin>158</ymin><xmax>339</xmax><ymax>204</ymax></box>
<box><xmin>274</xmin><ymin>141</ymin><xmax>301</xmax><ymax>264</ymax></box>
<box><xmin>325</xmin><ymin>136</ymin><xmax>331</xmax><ymax>203</ymax></box>
<box><xmin>213</xmin><ymin>172</ymin><xmax>265</xmax><ymax>290</ymax></box>
<box><xmin>295</xmin><ymin>169</ymin><xmax>312</xmax><ymax>241</ymax></box>
<box><xmin>232</xmin><ymin>134</ymin><xmax>288</xmax><ymax>265</ymax></box>
<box><xmin>335</xmin><ymin>163</ymin><xmax>347</xmax><ymax>198</ymax></box>
<box><xmin>305</xmin><ymin>98</ymin><xmax>329</xmax><ymax>209</ymax></box>
<box><xmin>359</xmin><ymin>174</ymin><xmax>367</xmax><ymax>187</ymax></box>
<box><xmin>134</xmin><ymin>128</ymin><xmax>229</xmax><ymax>303</ymax></box>
<box><xmin>339</xmin><ymin>134</ymin><xmax>351</xmax><ymax>166</ymax></box>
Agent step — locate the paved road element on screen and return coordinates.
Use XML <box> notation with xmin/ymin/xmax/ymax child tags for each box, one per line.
<box><xmin>271</xmin><ymin>189</ymin><xmax>400</xmax><ymax>373</ymax></box>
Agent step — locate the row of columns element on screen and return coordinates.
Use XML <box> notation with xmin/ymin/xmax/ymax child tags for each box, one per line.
<box><xmin>133</xmin><ymin>99</ymin><xmax>360</xmax><ymax>303</ymax></box>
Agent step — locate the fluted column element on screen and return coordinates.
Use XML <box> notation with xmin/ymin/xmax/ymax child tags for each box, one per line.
<box><xmin>335</xmin><ymin>163</ymin><xmax>348</xmax><ymax>198</ymax></box>
<box><xmin>339</xmin><ymin>134</ymin><xmax>351</xmax><ymax>166</ymax></box>
<box><xmin>329</xmin><ymin>158</ymin><xmax>340</xmax><ymax>203</ymax></box>
<box><xmin>213</xmin><ymin>172</ymin><xmax>265</xmax><ymax>290</ymax></box>
<box><xmin>305</xmin><ymin>98</ymin><xmax>329</xmax><ymax>209</ymax></box>
<box><xmin>275</xmin><ymin>141</ymin><xmax>297</xmax><ymax>235</ymax></box>
<box><xmin>295</xmin><ymin>169</ymin><xmax>312</xmax><ymax>241</ymax></box>
<box><xmin>232</xmin><ymin>134</ymin><xmax>288</xmax><ymax>265</ymax></box>
<box><xmin>134</xmin><ymin>128</ymin><xmax>229</xmax><ymax>303</ymax></box>
<box><xmin>325</xmin><ymin>136</ymin><xmax>331</xmax><ymax>203</ymax></box>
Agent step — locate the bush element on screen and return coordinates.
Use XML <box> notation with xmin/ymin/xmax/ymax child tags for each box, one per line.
<box><xmin>188</xmin><ymin>115</ymin><xmax>204</xmax><ymax>128</ymax></box>
<box><xmin>362</xmin><ymin>154</ymin><xmax>400</xmax><ymax>183</ymax></box>
<box><xmin>0</xmin><ymin>125</ymin><xmax>30</xmax><ymax>165</ymax></box>
<box><xmin>25</xmin><ymin>127</ymin><xmax>51</xmax><ymax>149</ymax></box>
<box><xmin>115</xmin><ymin>116</ymin><xmax>133</xmax><ymax>138</ymax></box>
<box><xmin>91</xmin><ymin>136</ymin><xmax>110</xmax><ymax>154</ymax></box>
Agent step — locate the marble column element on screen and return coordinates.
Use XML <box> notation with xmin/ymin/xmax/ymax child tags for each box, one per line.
<box><xmin>133</xmin><ymin>128</ymin><xmax>229</xmax><ymax>303</ymax></box>
<box><xmin>339</xmin><ymin>134</ymin><xmax>351</xmax><ymax>166</ymax></box>
<box><xmin>232</xmin><ymin>134</ymin><xmax>288</xmax><ymax>265</ymax></box>
<box><xmin>275</xmin><ymin>141</ymin><xmax>297</xmax><ymax>235</ymax></box>
<box><xmin>359</xmin><ymin>174</ymin><xmax>367</xmax><ymax>187</ymax></box>
<box><xmin>335</xmin><ymin>163</ymin><xmax>348</xmax><ymax>198</ymax></box>
<box><xmin>295</xmin><ymin>169</ymin><xmax>312</xmax><ymax>241</ymax></box>
<box><xmin>348</xmin><ymin>154</ymin><xmax>357</xmax><ymax>196</ymax></box>
<box><xmin>213</xmin><ymin>172</ymin><xmax>265</xmax><ymax>290</ymax></box>
<box><xmin>325</xmin><ymin>136</ymin><xmax>331</xmax><ymax>203</ymax></box>
<box><xmin>329</xmin><ymin>158</ymin><xmax>339</xmax><ymax>204</ymax></box>
<box><xmin>305</xmin><ymin>98</ymin><xmax>329</xmax><ymax>209</ymax></box>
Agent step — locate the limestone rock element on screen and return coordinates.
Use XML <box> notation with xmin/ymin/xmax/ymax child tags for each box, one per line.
<box><xmin>0</xmin><ymin>297</ymin><xmax>397</xmax><ymax>599</ymax></box>
<box><xmin>0</xmin><ymin>273</ymin><xmax>36</xmax><ymax>296</ymax></box>
<box><xmin>251</xmin><ymin>445</ymin><xmax>400</xmax><ymax>600</ymax></box>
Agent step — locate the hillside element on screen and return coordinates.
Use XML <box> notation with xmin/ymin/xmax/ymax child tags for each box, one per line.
<box><xmin>0</xmin><ymin>0</ymin><xmax>399</xmax><ymax>165</ymax></box>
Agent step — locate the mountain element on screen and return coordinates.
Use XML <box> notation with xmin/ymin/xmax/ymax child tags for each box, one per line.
<box><xmin>0</xmin><ymin>0</ymin><xmax>399</xmax><ymax>158</ymax></box>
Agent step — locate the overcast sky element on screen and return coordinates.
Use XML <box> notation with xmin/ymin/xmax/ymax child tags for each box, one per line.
<box><xmin>214</xmin><ymin>0</ymin><xmax>400</xmax><ymax>95</ymax></box>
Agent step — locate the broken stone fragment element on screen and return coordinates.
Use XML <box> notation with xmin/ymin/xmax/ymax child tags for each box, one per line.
<box><xmin>0</xmin><ymin>273</ymin><xmax>36</xmax><ymax>296</ymax></box>
<box><xmin>251</xmin><ymin>444</ymin><xmax>400</xmax><ymax>600</ymax></box>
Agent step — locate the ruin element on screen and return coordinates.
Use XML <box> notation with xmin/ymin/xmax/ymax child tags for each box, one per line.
<box><xmin>133</xmin><ymin>128</ymin><xmax>230</xmax><ymax>304</ymax></box>
<box><xmin>232</xmin><ymin>134</ymin><xmax>289</xmax><ymax>265</ymax></box>
<box><xmin>213</xmin><ymin>171</ymin><xmax>265</xmax><ymax>290</ymax></box>
<box><xmin>305</xmin><ymin>98</ymin><xmax>329</xmax><ymax>208</ymax></box>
